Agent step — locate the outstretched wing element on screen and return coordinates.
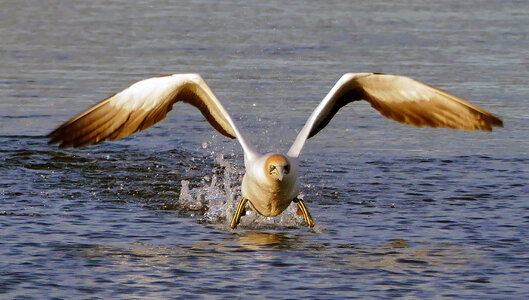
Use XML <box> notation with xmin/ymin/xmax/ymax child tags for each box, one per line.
<box><xmin>48</xmin><ymin>74</ymin><xmax>256</xmax><ymax>156</ymax></box>
<box><xmin>288</xmin><ymin>73</ymin><xmax>503</xmax><ymax>157</ymax></box>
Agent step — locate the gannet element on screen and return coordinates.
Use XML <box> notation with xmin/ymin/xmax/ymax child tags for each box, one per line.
<box><xmin>48</xmin><ymin>73</ymin><xmax>503</xmax><ymax>229</ymax></box>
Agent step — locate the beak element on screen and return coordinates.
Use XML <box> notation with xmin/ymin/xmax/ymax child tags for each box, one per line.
<box><xmin>277</xmin><ymin>170</ymin><xmax>284</xmax><ymax>182</ymax></box>
<box><xmin>271</xmin><ymin>167</ymin><xmax>285</xmax><ymax>182</ymax></box>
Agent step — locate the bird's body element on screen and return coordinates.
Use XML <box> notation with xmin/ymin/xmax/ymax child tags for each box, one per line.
<box><xmin>242</xmin><ymin>153</ymin><xmax>299</xmax><ymax>217</ymax></box>
<box><xmin>48</xmin><ymin>73</ymin><xmax>503</xmax><ymax>229</ymax></box>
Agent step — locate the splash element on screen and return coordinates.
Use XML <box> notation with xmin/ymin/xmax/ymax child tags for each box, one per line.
<box><xmin>177</xmin><ymin>153</ymin><xmax>305</xmax><ymax>229</ymax></box>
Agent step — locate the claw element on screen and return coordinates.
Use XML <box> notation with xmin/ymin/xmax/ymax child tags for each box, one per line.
<box><xmin>230</xmin><ymin>198</ymin><xmax>248</xmax><ymax>229</ymax></box>
<box><xmin>293</xmin><ymin>198</ymin><xmax>315</xmax><ymax>228</ymax></box>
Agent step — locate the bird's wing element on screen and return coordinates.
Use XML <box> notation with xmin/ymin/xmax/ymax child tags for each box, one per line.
<box><xmin>48</xmin><ymin>74</ymin><xmax>257</xmax><ymax>158</ymax></box>
<box><xmin>288</xmin><ymin>73</ymin><xmax>503</xmax><ymax>157</ymax></box>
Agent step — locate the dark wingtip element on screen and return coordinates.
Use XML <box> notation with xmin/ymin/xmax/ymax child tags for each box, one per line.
<box><xmin>47</xmin><ymin>127</ymin><xmax>75</xmax><ymax>149</ymax></box>
<box><xmin>487</xmin><ymin>114</ymin><xmax>503</xmax><ymax>130</ymax></box>
<box><xmin>495</xmin><ymin>117</ymin><xmax>504</xmax><ymax>128</ymax></box>
<box><xmin>47</xmin><ymin>133</ymin><xmax>59</xmax><ymax>146</ymax></box>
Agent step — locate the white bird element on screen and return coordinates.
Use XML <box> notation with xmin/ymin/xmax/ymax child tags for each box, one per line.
<box><xmin>48</xmin><ymin>73</ymin><xmax>503</xmax><ymax>229</ymax></box>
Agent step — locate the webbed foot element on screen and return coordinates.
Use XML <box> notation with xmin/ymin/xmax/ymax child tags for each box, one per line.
<box><xmin>293</xmin><ymin>198</ymin><xmax>315</xmax><ymax>228</ymax></box>
<box><xmin>230</xmin><ymin>197</ymin><xmax>248</xmax><ymax>229</ymax></box>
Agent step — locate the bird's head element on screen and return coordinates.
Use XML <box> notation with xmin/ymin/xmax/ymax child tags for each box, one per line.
<box><xmin>265</xmin><ymin>154</ymin><xmax>291</xmax><ymax>182</ymax></box>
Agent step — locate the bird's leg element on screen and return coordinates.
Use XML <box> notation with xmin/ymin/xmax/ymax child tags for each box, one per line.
<box><xmin>230</xmin><ymin>197</ymin><xmax>248</xmax><ymax>229</ymax></box>
<box><xmin>293</xmin><ymin>198</ymin><xmax>315</xmax><ymax>228</ymax></box>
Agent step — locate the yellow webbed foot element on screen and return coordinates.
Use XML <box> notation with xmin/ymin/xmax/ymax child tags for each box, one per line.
<box><xmin>294</xmin><ymin>198</ymin><xmax>315</xmax><ymax>228</ymax></box>
<box><xmin>230</xmin><ymin>197</ymin><xmax>248</xmax><ymax>229</ymax></box>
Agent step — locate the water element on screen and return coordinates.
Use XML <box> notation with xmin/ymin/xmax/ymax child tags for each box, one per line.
<box><xmin>1</xmin><ymin>0</ymin><xmax>528</xmax><ymax>298</ymax></box>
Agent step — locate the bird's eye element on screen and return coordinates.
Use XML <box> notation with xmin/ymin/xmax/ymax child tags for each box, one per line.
<box><xmin>284</xmin><ymin>165</ymin><xmax>290</xmax><ymax>174</ymax></box>
<box><xmin>269</xmin><ymin>165</ymin><xmax>276</xmax><ymax>172</ymax></box>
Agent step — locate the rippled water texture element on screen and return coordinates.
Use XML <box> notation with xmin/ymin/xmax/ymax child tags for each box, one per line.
<box><xmin>1</xmin><ymin>0</ymin><xmax>528</xmax><ymax>298</ymax></box>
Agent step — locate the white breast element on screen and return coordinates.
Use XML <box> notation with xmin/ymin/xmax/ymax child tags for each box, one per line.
<box><xmin>241</xmin><ymin>155</ymin><xmax>299</xmax><ymax>217</ymax></box>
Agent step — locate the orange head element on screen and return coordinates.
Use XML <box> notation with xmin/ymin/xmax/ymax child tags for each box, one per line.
<box><xmin>265</xmin><ymin>154</ymin><xmax>291</xmax><ymax>182</ymax></box>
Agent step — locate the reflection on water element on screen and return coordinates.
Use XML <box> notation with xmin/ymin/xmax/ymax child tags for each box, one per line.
<box><xmin>232</xmin><ymin>233</ymin><xmax>481</xmax><ymax>270</ymax></box>
<box><xmin>50</xmin><ymin>232</ymin><xmax>484</xmax><ymax>298</ymax></box>
<box><xmin>234</xmin><ymin>232</ymin><xmax>304</xmax><ymax>250</ymax></box>
<box><xmin>338</xmin><ymin>239</ymin><xmax>480</xmax><ymax>270</ymax></box>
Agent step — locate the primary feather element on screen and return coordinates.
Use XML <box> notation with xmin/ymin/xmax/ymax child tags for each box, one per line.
<box><xmin>287</xmin><ymin>73</ymin><xmax>503</xmax><ymax>157</ymax></box>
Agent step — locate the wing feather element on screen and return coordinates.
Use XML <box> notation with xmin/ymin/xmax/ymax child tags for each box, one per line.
<box><xmin>359</xmin><ymin>74</ymin><xmax>503</xmax><ymax>130</ymax></box>
<box><xmin>288</xmin><ymin>73</ymin><xmax>503</xmax><ymax>157</ymax></box>
<box><xmin>48</xmin><ymin>74</ymin><xmax>253</xmax><ymax>152</ymax></box>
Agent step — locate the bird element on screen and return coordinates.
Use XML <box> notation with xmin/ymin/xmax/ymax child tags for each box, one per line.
<box><xmin>48</xmin><ymin>73</ymin><xmax>503</xmax><ymax>229</ymax></box>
